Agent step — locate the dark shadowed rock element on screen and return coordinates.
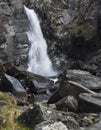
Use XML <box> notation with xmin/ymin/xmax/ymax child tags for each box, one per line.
<box><xmin>0</xmin><ymin>72</ymin><xmax>26</xmax><ymax>104</ymax></box>
<box><xmin>35</xmin><ymin>121</ymin><xmax>68</xmax><ymax>130</ymax></box>
<box><xmin>0</xmin><ymin>60</ymin><xmax>14</xmax><ymax>73</ymax></box>
<box><xmin>56</xmin><ymin>96</ymin><xmax>78</xmax><ymax>112</ymax></box>
<box><xmin>17</xmin><ymin>103</ymin><xmax>79</xmax><ymax>129</ymax></box>
<box><xmin>0</xmin><ymin>72</ymin><xmax>26</xmax><ymax>96</ymax></box>
<box><xmin>79</xmin><ymin>93</ymin><xmax>101</xmax><ymax>112</ymax></box>
<box><xmin>87</xmin><ymin>49</ymin><xmax>101</xmax><ymax>76</ymax></box>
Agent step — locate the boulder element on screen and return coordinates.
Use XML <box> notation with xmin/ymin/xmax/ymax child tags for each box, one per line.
<box><xmin>48</xmin><ymin>79</ymin><xmax>96</xmax><ymax>104</ymax></box>
<box><xmin>17</xmin><ymin>103</ymin><xmax>79</xmax><ymax>129</ymax></box>
<box><xmin>66</xmin><ymin>70</ymin><xmax>101</xmax><ymax>90</ymax></box>
<box><xmin>5</xmin><ymin>74</ymin><xmax>26</xmax><ymax>98</ymax></box>
<box><xmin>35</xmin><ymin>121</ymin><xmax>68</xmax><ymax>130</ymax></box>
<box><xmin>56</xmin><ymin>96</ymin><xmax>78</xmax><ymax>112</ymax></box>
<box><xmin>0</xmin><ymin>72</ymin><xmax>26</xmax><ymax>103</ymax></box>
<box><xmin>0</xmin><ymin>60</ymin><xmax>54</xmax><ymax>94</ymax></box>
<box><xmin>79</xmin><ymin>93</ymin><xmax>101</xmax><ymax>112</ymax></box>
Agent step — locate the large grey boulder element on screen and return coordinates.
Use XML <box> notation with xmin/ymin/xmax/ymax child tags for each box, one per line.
<box><xmin>66</xmin><ymin>70</ymin><xmax>101</xmax><ymax>90</ymax></box>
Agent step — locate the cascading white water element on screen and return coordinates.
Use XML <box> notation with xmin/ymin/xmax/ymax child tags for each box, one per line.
<box><xmin>24</xmin><ymin>6</ymin><xmax>57</xmax><ymax>77</ymax></box>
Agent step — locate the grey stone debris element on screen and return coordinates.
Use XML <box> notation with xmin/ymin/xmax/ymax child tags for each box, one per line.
<box><xmin>17</xmin><ymin>103</ymin><xmax>79</xmax><ymax>129</ymax></box>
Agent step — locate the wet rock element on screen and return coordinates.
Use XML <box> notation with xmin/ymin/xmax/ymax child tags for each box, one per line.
<box><xmin>79</xmin><ymin>93</ymin><xmax>101</xmax><ymax>112</ymax></box>
<box><xmin>5</xmin><ymin>74</ymin><xmax>26</xmax><ymax>97</ymax></box>
<box><xmin>17</xmin><ymin>103</ymin><xmax>79</xmax><ymax>129</ymax></box>
<box><xmin>56</xmin><ymin>96</ymin><xmax>78</xmax><ymax>112</ymax></box>
<box><xmin>0</xmin><ymin>72</ymin><xmax>26</xmax><ymax>104</ymax></box>
<box><xmin>35</xmin><ymin>121</ymin><xmax>68</xmax><ymax>130</ymax></box>
<box><xmin>66</xmin><ymin>70</ymin><xmax>101</xmax><ymax>90</ymax></box>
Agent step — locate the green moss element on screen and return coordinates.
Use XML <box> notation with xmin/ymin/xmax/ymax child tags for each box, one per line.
<box><xmin>0</xmin><ymin>92</ymin><xmax>30</xmax><ymax>130</ymax></box>
<box><xmin>0</xmin><ymin>92</ymin><xmax>16</xmax><ymax>106</ymax></box>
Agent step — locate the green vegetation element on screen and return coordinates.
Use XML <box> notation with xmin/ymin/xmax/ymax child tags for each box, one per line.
<box><xmin>0</xmin><ymin>92</ymin><xmax>30</xmax><ymax>130</ymax></box>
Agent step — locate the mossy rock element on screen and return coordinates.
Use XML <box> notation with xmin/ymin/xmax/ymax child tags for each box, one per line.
<box><xmin>0</xmin><ymin>92</ymin><xmax>30</xmax><ymax>130</ymax></box>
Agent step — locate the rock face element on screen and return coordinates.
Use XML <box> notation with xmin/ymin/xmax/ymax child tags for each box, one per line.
<box><xmin>30</xmin><ymin>0</ymin><xmax>99</xmax><ymax>62</ymax></box>
<box><xmin>0</xmin><ymin>0</ymin><xmax>29</xmax><ymax>69</ymax></box>
<box><xmin>0</xmin><ymin>0</ymin><xmax>100</xmax><ymax>74</ymax></box>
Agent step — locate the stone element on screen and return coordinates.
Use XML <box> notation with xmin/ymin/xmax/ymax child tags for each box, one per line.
<box><xmin>79</xmin><ymin>93</ymin><xmax>101</xmax><ymax>112</ymax></box>
<box><xmin>17</xmin><ymin>103</ymin><xmax>79</xmax><ymax>129</ymax></box>
<box><xmin>5</xmin><ymin>74</ymin><xmax>26</xmax><ymax>97</ymax></box>
<box><xmin>0</xmin><ymin>72</ymin><xmax>26</xmax><ymax>104</ymax></box>
<box><xmin>0</xmin><ymin>60</ymin><xmax>14</xmax><ymax>73</ymax></box>
<box><xmin>87</xmin><ymin>49</ymin><xmax>101</xmax><ymax>76</ymax></box>
<box><xmin>0</xmin><ymin>62</ymin><xmax>54</xmax><ymax>95</ymax></box>
<box><xmin>56</xmin><ymin>96</ymin><xmax>78</xmax><ymax>112</ymax></box>
<box><xmin>35</xmin><ymin>121</ymin><xmax>68</xmax><ymax>130</ymax></box>
<box><xmin>48</xmin><ymin>78</ymin><xmax>96</xmax><ymax>104</ymax></box>
<box><xmin>5</xmin><ymin>66</ymin><xmax>54</xmax><ymax>94</ymax></box>
<box><xmin>66</xmin><ymin>70</ymin><xmax>101</xmax><ymax>90</ymax></box>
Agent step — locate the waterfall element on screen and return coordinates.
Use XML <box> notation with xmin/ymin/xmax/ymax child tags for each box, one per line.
<box><xmin>24</xmin><ymin>6</ymin><xmax>57</xmax><ymax>77</ymax></box>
